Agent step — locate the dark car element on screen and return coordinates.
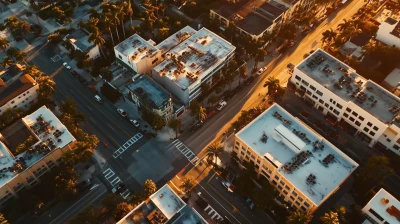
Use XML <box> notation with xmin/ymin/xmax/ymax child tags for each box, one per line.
<box><xmin>71</xmin><ymin>70</ymin><xmax>79</xmax><ymax>77</ymax></box>
<box><xmin>242</xmin><ymin>196</ymin><xmax>255</xmax><ymax>209</ymax></box>
<box><xmin>223</xmin><ymin>90</ymin><xmax>237</xmax><ymax>101</ymax></box>
<box><xmin>78</xmin><ymin>76</ymin><xmax>88</xmax><ymax>85</ymax></box>
<box><xmin>76</xmin><ymin>179</ymin><xmax>91</xmax><ymax>191</ymax></box>
<box><xmin>112</xmin><ymin>183</ymin><xmax>126</xmax><ymax>194</ymax></box>
<box><xmin>189</xmin><ymin>122</ymin><xmax>202</xmax><ymax>133</ymax></box>
<box><xmin>244</xmin><ymin>76</ymin><xmax>255</xmax><ymax>86</ymax></box>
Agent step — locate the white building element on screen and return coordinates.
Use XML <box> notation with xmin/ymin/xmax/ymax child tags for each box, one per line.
<box><xmin>117</xmin><ymin>184</ymin><xmax>208</xmax><ymax>224</ymax></box>
<box><xmin>362</xmin><ymin>188</ymin><xmax>400</xmax><ymax>224</ymax></box>
<box><xmin>234</xmin><ymin>103</ymin><xmax>358</xmax><ymax>212</ymax></box>
<box><xmin>152</xmin><ymin>27</ymin><xmax>236</xmax><ymax>104</ymax></box>
<box><xmin>290</xmin><ymin>49</ymin><xmax>400</xmax><ymax>155</ymax></box>
<box><xmin>65</xmin><ymin>29</ymin><xmax>100</xmax><ymax>59</ymax></box>
<box><xmin>381</xmin><ymin>68</ymin><xmax>400</xmax><ymax>97</ymax></box>
<box><xmin>0</xmin><ymin>74</ymin><xmax>39</xmax><ymax>115</ymax></box>
<box><xmin>0</xmin><ymin>106</ymin><xmax>76</xmax><ymax>205</ymax></box>
<box><xmin>376</xmin><ymin>17</ymin><xmax>400</xmax><ymax>48</ymax></box>
<box><xmin>114</xmin><ymin>34</ymin><xmax>162</xmax><ymax>75</ymax></box>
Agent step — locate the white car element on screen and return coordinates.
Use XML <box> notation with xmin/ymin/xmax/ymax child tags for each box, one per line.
<box><xmin>256</xmin><ymin>66</ymin><xmax>267</xmax><ymax>76</ymax></box>
<box><xmin>63</xmin><ymin>62</ymin><xmax>72</xmax><ymax>70</ymax></box>
<box><xmin>94</xmin><ymin>95</ymin><xmax>103</xmax><ymax>104</ymax></box>
<box><xmin>129</xmin><ymin>119</ymin><xmax>139</xmax><ymax>127</ymax></box>
<box><xmin>221</xmin><ymin>181</ymin><xmax>234</xmax><ymax>192</ymax></box>
<box><xmin>117</xmin><ymin>108</ymin><xmax>127</xmax><ymax>117</ymax></box>
<box><xmin>216</xmin><ymin>100</ymin><xmax>227</xmax><ymax>111</ymax></box>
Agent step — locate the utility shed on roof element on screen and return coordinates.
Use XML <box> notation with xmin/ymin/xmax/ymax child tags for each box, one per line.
<box><xmin>274</xmin><ymin>124</ymin><xmax>306</xmax><ymax>152</ymax></box>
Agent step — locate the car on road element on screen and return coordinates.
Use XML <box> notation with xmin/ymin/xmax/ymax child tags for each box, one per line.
<box><xmin>189</xmin><ymin>121</ymin><xmax>202</xmax><ymax>133</ymax></box>
<box><xmin>117</xmin><ymin>109</ymin><xmax>127</xmax><ymax>117</ymax></box>
<box><xmin>242</xmin><ymin>196</ymin><xmax>255</xmax><ymax>209</ymax></box>
<box><xmin>71</xmin><ymin>70</ymin><xmax>79</xmax><ymax>77</ymax></box>
<box><xmin>78</xmin><ymin>76</ymin><xmax>87</xmax><ymax>85</ymax></box>
<box><xmin>221</xmin><ymin>181</ymin><xmax>234</xmax><ymax>192</ymax></box>
<box><xmin>94</xmin><ymin>95</ymin><xmax>103</xmax><ymax>104</ymax></box>
<box><xmin>129</xmin><ymin>119</ymin><xmax>140</xmax><ymax>127</ymax></box>
<box><xmin>63</xmin><ymin>62</ymin><xmax>72</xmax><ymax>70</ymax></box>
<box><xmin>216</xmin><ymin>100</ymin><xmax>227</xmax><ymax>111</ymax></box>
<box><xmin>256</xmin><ymin>66</ymin><xmax>267</xmax><ymax>76</ymax></box>
<box><xmin>112</xmin><ymin>183</ymin><xmax>126</xmax><ymax>194</ymax></box>
<box><xmin>76</xmin><ymin>179</ymin><xmax>91</xmax><ymax>191</ymax></box>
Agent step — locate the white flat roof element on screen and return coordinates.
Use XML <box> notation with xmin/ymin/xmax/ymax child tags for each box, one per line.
<box><xmin>114</xmin><ymin>34</ymin><xmax>159</xmax><ymax>63</ymax></box>
<box><xmin>384</xmin><ymin>68</ymin><xmax>400</xmax><ymax>88</ymax></box>
<box><xmin>297</xmin><ymin>49</ymin><xmax>400</xmax><ymax>126</ymax></box>
<box><xmin>156</xmin><ymin>26</ymin><xmax>197</xmax><ymax>56</ymax></box>
<box><xmin>149</xmin><ymin>184</ymin><xmax>186</xmax><ymax>219</ymax></box>
<box><xmin>236</xmin><ymin>103</ymin><xmax>358</xmax><ymax>206</ymax></box>
<box><xmin>153</xmin><ymin>27</ymin><xmax>235</xmax><ymax>90</ymax></box>
<box><xmin>0</xmin><ymin>106</ymin><xmax>75</xmax><ymax>187</ymax></box>
<box><xmin>364</xmin><ymin>188</ymin><xmax>400</xmax><ymax>224</ymax></box>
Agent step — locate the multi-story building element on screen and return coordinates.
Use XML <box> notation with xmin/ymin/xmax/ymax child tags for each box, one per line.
<box><xmin>210</xmin><ymin>0</ymin><xmax>289</xmax><ymax>40</ymax></box>
<box><xmin>117</xmin><ymin>184</ymin><xmax>208</xmax><ymax>224</ymax></box>
<box><xmin>362</xmin><ymin>188</ymin><xmax>400</xmax><ymax>224</ymax></box>
<box><xmin>65</xmin><ymin>29</ymin><xmax>100</xmax><ymax>59</ymax></box>
<box><xmin>381</xmin><ymin>68</ymin><xmax>400</xmax><ymax>97</ymax></box>
<box><xmin>0</xmin><ymin>74</ymin><xmax>39</xmax><ymax>115</ymax></box>
<box><xmin>0</xmin><ymin>106</ymin><xmax>76</xmax><ymax>205</ymax></box>
<box><xmin>0</xmin><ymin>63</ymin><xmax>25</xmax><ymax>85</ymax></box>
<box><xmin>152</xmin><ymin>27</ymin><xmax>235</xmax><ymax>104</ymax></box>
<box><xmin>290</xmin><ymin>49</ymin><xmax>400</xmax><ymax>155</ymax></box>
<box><xmin>234</xmin><ymin>103</ymin><xmax>358</xmax><ymax>212</ymax></box>
<box><xmin>114</xmin><ymin>34</ymin><xmax>162</xmax><ymax>75</ymax></box>
<box><xmin>126</xmin><ymin>75</ymin><xmax>174</xmax><ymax>122</ymax></box>
<box><xmin>375</xmin><ymin>8</ymin><xmax>400</xmax><ymax>48</ymax></box>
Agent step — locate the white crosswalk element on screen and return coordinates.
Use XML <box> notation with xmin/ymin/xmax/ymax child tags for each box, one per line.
<box><xmin>204</xmin><ymin>204</ymin><xmax>224</xmax><ymax>221</ymax></box>
<box><xmin>171</xmin><ymin>139</ymin><xmax>199</xmax><ymax>165</ymax></box>
<box><xmin>102</xmin><ymin>168</ymin><xmax>131</xmax><ymax>199</ymax></box>
<box><xmin>113</xmin><ymin>133</ymin><xmax>143</xmax><ymax>158</ymax></box>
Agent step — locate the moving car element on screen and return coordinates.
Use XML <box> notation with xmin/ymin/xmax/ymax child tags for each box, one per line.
<box><xmin>216</xmin><ymin>100</ymin><xmax>227</xmax><ymax>111</ymax></box>
<box><xmin>221</xmin><ymin>181</ymin><xmax>234</xmax><ymax>192</ymax></box>
<box><xmin>189</xmin><ymin>121</ymin><xmax>202</xmax><ymax>133</ymax></box>
<box><xmin>112</xmin><ymin>183</ymin><xmax>126</xmax><ymax>194</ymax></box>
<box><xmin>129</xmin><ymin>119</ymin><xmax>140</xmax><ymax>127</ymax></box>
<box><xmin>256</xmin><ymin>66</ymin><xmax>267</xmax><ymax>76</ymax></box>
<box><xmin>94</xmin><ymin>95</ymin><xmax>103</xmax><ymax>104</ymax></box>
<box><xmin>63</xmin><ymin>62</ymin><xmax>72</xmax><ymax>70</ymax></box>
<box><xmin>117</xmin><ymin>109</ymin><xmax>127</xmax><ymax>117</ymax></box>
<box><xmin>78</xmin><ymin>76</ymin><xmax>87</xmax><ymax>85</ymax></box>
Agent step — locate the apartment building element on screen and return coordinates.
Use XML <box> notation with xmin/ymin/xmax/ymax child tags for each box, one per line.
<box><xmin>210</xmin><ymin>0</ymin><xmax>289</xmax><ymax>40</ymax></box>
<box><xmin>0</xmin><ymin>106</ymin><xmax>76</xmax><ymax>205</ymax></box>
<box><xmin>362</xmin><ymin>188</ymin><xmax>400</xmax><ymax>224</ymax></box>
<box><xmin>234</xmin><ymin>103</ymin><xmax>358</xmax><ymax>213</ymax></box>
<box><xmin>152</xmin><ymin>27</ymin><xmax>235</xmax><ymax>104</ymax></box>
<box><xmin>65</xmin><ymin>29</ymin><xmax>100</xmax><ymax>59</ymax></box>
<box><xmin>114</xmin><ymin>34</ymin><xmax>162</xmax><ymax>75</ymax></box>
<box><xmin>0</xmin><ymin>74</ymin><xmax>39</xmax><ymax>115</ymax></box>
<box><xmin>117</xmin><ymin>184</ymin><xmax>208</xmax><ymax>224</ymax></box>
<box><xmin>290</xmin><ymin>49</ymin><xmax>400</xmax><ymax>155</ymax></box>
<box><xmin>381</xmin><ymin>68</ymin><xmax>400</xmax><ymax>97</ymax></box>
<box><xmin>126</xmin><ymin>75</ymin><xmax>174</xmax><ymax>122</ymax></box>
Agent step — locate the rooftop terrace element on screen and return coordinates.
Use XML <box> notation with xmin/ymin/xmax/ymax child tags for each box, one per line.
<box><xmin>67</xmin><ymin>29</ymin><xmax>96</xmax><ymax>52</ymax></box>
<box><xmin>297</xmin><ymin>49</ymin><xmax>400</xmax><ymax>126</ymax></box>
<box><xmin>236</xmin><ymin>103</ymin><xmax>358</xmax><ymax>206</ymax></box>
<box><xmin>127</xmin><ymin>75</ymin><xmax>171</xmax><ymax>109</ymax></box>
<box><xmin>365</xmin><ymin>188</ymin><xmax>400</xmax><ymax>224</ymax></box>
<box><xmin>153</xmin><ymin>28</ymin><xmax>235</xmax><ymax>89</ymax></box>
<box><xmin>0</xmin><ymin>106</ymin><xmax>75</xmax><ymax>187</ymax></box>
<box><xmin>156</xmin><ymin>26</ymin><xmax>196</xmax><ymax>56</ymax></box>
<box><xmin>115</xmin><ymin>34</ymin><xmax>159</xmax><ymax>63</ymax></box>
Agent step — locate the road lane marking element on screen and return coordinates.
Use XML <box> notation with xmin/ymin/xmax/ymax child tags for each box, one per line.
<box><xmin>107</xmin><ymin>124</ymin><xmax>116</xmax><ymax>131</ymax></box>
<box><xmin>113</xmin><ymin>133</ymin><xmax>143</xmax><ymax>158</ymax></box>
<box><xmin>86</xmin><ymin>105</ymin><xmax>93</xmax><ymax>111</ymax></box>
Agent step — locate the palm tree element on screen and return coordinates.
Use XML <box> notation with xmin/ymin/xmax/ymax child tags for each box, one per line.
<box><xmin>181</xmin><ymin>178</ymin><xmax>194</xmax><ymax>194</ymax></box>
<box><xmin>25</xmin><ymin>65</ymin><xmax>44</xmax><ymax>79</ymax></box>
<box><xmin>126</xmin><ymin>0</ymin><xmax>134</xmax><ymax>27</ymax></box>
<box><xmin>264</xmin><ymin>77</ymin><xmax>279</xmax><ymax>96</ymax></box>
<box><xmin>88</xmin><ymin>30</ymin><xmax>106</xmax><ymax>58</ymax></box>
<box><xmin>0</xmin><ymin>213</ymin><xmax>8</xmax><ymax>224</ymax></box>
<box><xmin>320</xmin><ymin>211</ymin><xmax>339</xmax><ymax>224</ymax></box>
<box><xmin>103</xmin><ymin>14</ymin><xmax>115</xmax><ymax>46</ymax></box>
<box><xmin>195</xmin><ymin>106</ymin><xmax>207</xmax><ymax>122</ymax></box>
<box><xmin>157</xmin><ymin>27</ymin><xmax>170</xmax><ymax>40</ymax></box>
<box><xmin>1</xmin><ymin>57</ymin><xmax>13</xmax><ymax>68</ymax></box>
<box><xmin>88</xmin><ymin>8</ymin><xmax>100</xmax><ymax>19</ymax></box>
<box><xmin>286</xmin><ymin>211</ymin><xmax>313</xmax><ymax>224</ymax></box>
<box><xmin>37</xmin><ymin>76</ymin><xmax>56</xmax><ymax>101</ymax></box>
<box><xmin>141</xmin><ymin>10</ymin><xmax>156</xmax><ymax>38</ymax></box>
<box><xmin>336</xmin><ymin>19</ymin><xmax>352</xmax><ymax>32</ymax></box>
<box><xmin>0</xmin><ymin>37</ymin><xmax>10</xmax><ymax>55</ymax></box>
<box><xmin>321</xmin><ymin>29</ymin><xmax>337</xmax><ymax>46</ymax></box>
<box><xmin>206</xmin><ymin>143</ymin><xmax>224</xmax><ymax>165</ymax></box>
<box><xmin>117</xmin><ymin>2</ymin><xmax>127</xmax><ymax>39</ymax></box>
<box><xmin>167</xmin><ymin>118</ymin><xmax>181</xmax><ymax>138</ymax></box>
<box><xmin>110</xmin><ymin>10</ymin><xmax>121</xmax><ymax>42</ymax></box>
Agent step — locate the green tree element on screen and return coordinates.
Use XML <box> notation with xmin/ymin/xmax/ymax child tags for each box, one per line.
<box><xmin>88</xmin><ymin>30</ymin><xmax>106</xmax><ymax>58</ymax></box>
<box><xmin>206</xmin><ymin>142</ymin><xmax>224</xmax><ymax>165</ymax></box>
<box><xmin>255</xmin><ymin>180</ymin><xmax>277</xmax><ymax>210</ymax></box>
<box><xmin>286</xmin><ymin>211</ymin><xmax>313</xmax><ymax>224</ymax></box>
<box><xmin>47</xmin><ymin>33</ymin><xmax>63</xmax><ymax>45</ymax></box>
<box><xmin>254</xmin><ymin>48</ymin><xmax>266</xmax><ymax>70</ymax></box>
<box><xmin>189</xmin><ymin>100</ymin><xmax>200</xmax><ymax>121</ymax></box>
<box><xmin>321</xmin><ymin>28</ymin><xmax>337</xmax><ymax>46</ymax></box>
<box><xmin>144</xmin><ymin>179</ymin><xmax>157</xmax><ymax>197</ymax></box>
<box><xmin>207</xmin><ymin>94</ymin><xmax>219</xmax><ymax>107</ymax></box>
<box><xmin>37</xmin><ymin>76</ymin><xmax>56</xmax><ymax>102</ymax></box>
<box><xmin>168</xmin><ymin>117</ymin><xmax>181</xmax><ymax>138</ymax></box>
<box><xmin>113</xmin><ymin>202</ymin><xmax>133</xmax><ymax>220</ymax></box>
<box><xmin>0</xmin><ymin>213</ymin><xmax>8</xmax><ymax>224</ymax></box>
<box><xmin>100</xmin><ymin>67</ymin><xmax>113</xmax><ymax>81</ymax></box>
<box><xmin>53</xmin><ymin>165</ymin><xmax>78</xmax><ymax>200</ymax></box>
<box><xmin>181</xmin><ymin>178</ymin><xmax>195</xmax><ymax>194</ymax></box>
<box><xmin>157</xmin><ymin>27</ymin><xmax>170</xmax><ymax>40</ymax></box>
<box><xmin>200</xmin><ymin>82</ymin><xmax>211</xmax><ymax>95</ymax></box>
<box><xmin>103</xmin><ymin>15</ymin><xmax>115</xmax><ymax>46</ymax></box>
<box><xmin>101</xmin><ymin>193</ymin><xmax>124</xmax><ymax>215</ymax></box>
<box><xmin>69</xmin><ymin>205</ymin><xmax>100</xmax><ymax>224</ymax></box>
<box><xmin>320</xmin><ymin>211</ymin><xmax>339</xmax><ymax>224</ymax></box>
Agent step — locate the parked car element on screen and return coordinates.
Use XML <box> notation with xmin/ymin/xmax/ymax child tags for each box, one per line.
<box><xmin>89</xmin><ymin>85</ymin><xmax>98</xmax><ymax>94</ymax></box>
<box><xmin>129</xmin><ymin>119</ymin><xmax>140</xmax><ymax>127</ymax></box>
<box><xmin>117</xmin><ymin>109</ymin><xmax>127</xmax><ymax>117</ymax></box>
<box><xmin>216</xmin><ymin>100</ymin><xmax>227</xmax><ymax>111</ymax></box>
<box><xmin>244</xmin><ymin>76</ymin><xmax>255</xmax><ymax>86</ymax></box>
<box><xmin>71</xmin><ymin>70</ymin><xmax>79</xmax><ymax>77</ymax></box>
<box><xmin>242</xmin><ymin>196</ymin><xmax>255</xmax><ymax>209</ymax></box>
<box><xmin>221</xmin><ymin>181</ymin><xmax>234</xmax><ymax>192</ymax></box>
<box><xmin>63</xmin><ymin>62</ymin><xmax>72</xmax><ymax>70</ymax></box>
<box><xmin>223</xmin><ymin>90</ymin><xmax>236</xmax><ymax>101</ymax></box>
<box><xmin>78</xmin><ymin>76</ymin><xmax>87</xmax><ymax>85</ymax></box>
<box><xmin>94</xmin><ymin>95</ymin><xmax>103</xmax><ymax>104</ymax></box>
<box><xmin>256</xmin><ymin>66</ymin><xmax>267</xmax><ymax>75</ymax></box>
<box><xmin>189</xmin><ymin>121</ymin><xmax>202</xmax><ymax>133</ymax></box>
<box><xmin>112</xmin><ymin>183</ymin><xmax>126</xmax><ymax>194</ymax></box>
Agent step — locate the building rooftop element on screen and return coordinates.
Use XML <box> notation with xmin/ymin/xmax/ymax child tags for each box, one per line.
<box><xmin>383</xmin><ymin>68</ymin><xmax>400</xmax><ymax>89</ymax></box>
<box><xmin>0</xmin><ymin>106</ymin><xmax>75</xmax><ymax>188</ymax></box>
<box><xmin>375</xmin><ymin>9</ymin><xmax>400</xmax><ymax>24</ymax></box>
<box><xmin>153</xmin><ymin>27</ymin><xmax>235</xmax><ymax>90</ymax></box>
<box><xmin>364</xmin><ymin>188</ymin><xmax>400</xmax><ymax>224</ymax></box>
<box><xmin>349</xmin><ymin>33</ymin><xmax>371</xmax><ymax>47</ymax></box>
<box><xmin>126</xmin><ymin>75</ymin><xmax>171</xmax><ymax>109</ymax></box>
<box><xmin>0</xmin><ymin>74</ymin><xmax>36</xmax><ymax>107</ymax></box>
<box><xmin>117</xmin><ymin>184</ymin><xmax>207</xmax><ymax>224</ymax></box>
<box><xmin>236</xmin><ymin>103</ymin><xmax>358</xmax><ymax>206</ymax></box>
<box><xmin>156</xmin><ymin>26</ymin><xmax>196</xmax><ymax>56</ymax></box>
<box><xmin>115</xmin><ymin>34</ymin><xmax>160</xmax><ymax>63</ymax></box>
<box><xmin>297</xmin><ymin>49</ymin><xmax>400</xmax><ymax>126</ymax></box>
<box><xmin>237</xmin><ymin>13</ymin><xmax>273</xmax><ymax>35</ymax></box>
<box><xmin>0</xmin><ymin>64</ymin><xmax>24</xmax><ymax>84</ymax></box>
<box><xmin>67</xmin><ymin>29</ymin><xmax>96</xmax><ymax>52</ymax></box>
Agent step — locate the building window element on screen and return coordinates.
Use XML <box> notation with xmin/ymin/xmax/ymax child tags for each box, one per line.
<box><xmin>346</xmin><ymin>108</ymin><xmax>351</xmax><ymax>112</ymax></box>
<box><xmin>285</xmin><ymin>185</ymin><xmax>290</xmax><ymax>190</ymax></box>
<box><xmin>11</xmin><ymin>101</ymin><xmax>15</xmax><ymax>104</ymax></box>
<box><xmin>349</xmin><ymin>117</ymin><xmax>355</xmax><ymax>122</ymax></box>
<box><xmin>283</xmin><ymin>190</ymin><xmax>288</xmax><ymax>195</ymax></box>
<box><xmin>293</xmin><ymin>191</ymin><xmax>298</xmax><ymax>196</ymax></box>
<box><xmin>234</xmin><ymin>146</ymin><xmax>239</xmax><ymax>150</ymax></box>
<box><xmin>301</xmin><ymin>80</ymin><xmax>309</xmax><ymax>86</ymax></box>
<box><xmin>329</xmin><ymin>106</ymin><xmax>333</xmax><ymax>111</ymax></box>
<box><xmin>368</xmin><ymin>208</ymin><xmax>384</xmax><ymax>221</ymax></box>
<box><xmin>257</xmin><ymin>159</ymin><xmax>260</xmax><ymax>164</ymax></box>
<box><xmin>295</xmin><ymin>75</ymin><xmax>301</xmax><ymax>81</ymax></box>
<box><xmin>235</xmin><ymin>141</ymin><xmax>240</xmax><ymax>145</ymax></box>
<box><xmin>240</xmin><ymin>151</ymin><xmax>245</xmax><ymax>155</ymax></box>
<box><xmin>319</xmin><ymin>99</ymin><xmax>324</xmax><ymax>104</ymax></box>
<box><xmin>367</xmin><ymin>122</ymin><xmax>372</xmax><ymax>127</ymax></box>
<box><xmin>393</xmin><ymin>144</ymin><xmax>399</xmax><ymax>150</ymax></box>
<box><xmin>343</xmin><ymin>113</ymin><xmax>349</xmax><ymax>118</ymax></box>
<box><xmin>352</xmin><ymin>111</ymin><xmax>358</xmax><ymax>117</ymax></box>
<box><xmin>355</xmin><ymin>121</ymin><xmax>361</xmax><ymax>126</ymax></box>
<box><xmin>272</xmin><ymin>180</ymin><xmax>277</xmax><ymax>185</ymax></box>
<box><xmin>336</xmin><ymin>103</ymin><xmax>343</xmax><ymax>109</ymax></box>
<box><xmin>245</xmin><ymin>155</ymin><xmax>249</xmax><ymax>160</ymax></box>
<box><xmin>251</xmin><ymin>155</ymin><xmax>256</xmax><ymax>160</ymax></box>
<box><xmin>369</xmin><ymin>131</ymin><xmax>375</xmax><ymax>136</ymax></box>
<box><xmin>387</xmin><ymin>138</ymin><xmax>391</xmax><ymax>143</ymax></box>
<box><xmin>310</xmin><ymin>85</ymin><xmax>316</xmax><ymax>91</ymax></box>
<box><xmin>304</xmin><ymin>202</ymin><xmax>310</xmax><ymax>207</ymax></box>
<box><xmin>316</xmin><ymin>90</ymin><xmax>323</xmax><ymax>96</ymax></box>
<box><xmin>359</xmin><ymin>116</ymin><xmax>364</xmax><ymax>121</ymax></box>
<box><xmin>329</xmin><ymin>99</ymin><xmax>333</xmax><ymax>103</ymax></box>
<box><xmin>295</xmin><ymin>201</ymin><xmax>300</xmax><ymax>205</ymax></box>
<box><xmin>27</xmin><ymin>91</ymin><xmax>29</xmax><ymax>94</ymax></box>
<box><xmin>312</xmin><ymin>95</ymin><xmax>318</xmax><ymax>100</ymax></box>
<box><xmin>333</xmin><ymin>109</ymin><xmax>339</xmax><ymax>115</ymax></box>
<box><xmin>298</xmin><ymin>197</ymin><xmax>303</xmax><ymax>202</ymax></box>
<box><xmin>363</xmin><ymin>127</ymin><xmax>369</xmax><ymax>132</ymax></box>
<box><xmin>119</xmin><ymin>54</ymin><xmax>122</xmax><ymax>59</ymax></box>
<box><xmin>278</xmin><ymin>185</ymin><xmax>283</xmax><ymax>190</ymax></box>
<box><xmin>324</xmin><ymin>103</ymin><xmax>329</xmax><ymax>107</ymax></box>
<box><xmin>152</xmin><ymin>58</ymin><xmax>159</xmax><ymax>64</ymax></box>
<box><xmin>280</xmin><ymin>180</ymin><xmax>285</xmax><ymax>185</ymax></box>
<box><xmin>246</xmin><ymin>150</ymin><xmax>250</xmax><ymax>155</ymax></box>
<box><xmin>290</xmin><ymin>196</ymin><xmax>295</xmax><ymax>201</ymax></box>
<box><xmin>241</xmin><ymin>146</ymin><xmax>246</xmax><ymax>150</ymax></box>
<box><xmin>275</xmin><ymin>175</ymin><xmax>279</xmax><ymax>180</ymax></box>
<box><xmin>301</xmin><ymin>206</ymin><xmax>307</xmax><ymax>211</ymax></box>
<box><xmin>373</xmin><ymin>126</ymin><xmax>379</xmax><ymax>131</ymax></box>
<box><xmin>306</xmin><ymin>90</ymin><xmax>312</xmax><ymax>95</ymax></box>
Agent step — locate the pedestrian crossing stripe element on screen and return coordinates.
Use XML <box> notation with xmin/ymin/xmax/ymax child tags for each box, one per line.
<box><xmin>113</xmin><ymin>133</ymin><xmax>143</xmax><ymax>158</ymax></box>
<box><xmin>171</xmin><ymin>140</ymin><xmax>199</xmax><ymax>165</ymax></box>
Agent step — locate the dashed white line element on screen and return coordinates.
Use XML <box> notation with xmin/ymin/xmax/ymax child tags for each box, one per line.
<box><xmin>108</xmin><ymin>124</ymin><xmax>116</xmax><ymax>131</ymax></box>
